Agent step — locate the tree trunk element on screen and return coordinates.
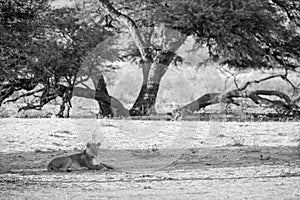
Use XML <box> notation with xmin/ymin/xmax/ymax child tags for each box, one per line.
<box><xmin>94</xmin><ymin>75</ymin><xmax>114</xmax><ymax>117</ymax></box>
<box><xmin>56</xmin><ymin>86</ymin><xmax>73</xmax><ymax>118</ymax></box>
<box><xmin>130</xmin><ymin>51</ymin><xmax>175</xmax><ymax>116</ymax></box>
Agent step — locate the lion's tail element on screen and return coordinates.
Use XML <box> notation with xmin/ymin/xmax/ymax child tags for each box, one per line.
<box><xmin>101</xmin><ymin>163</ymin><xmax>114</xmax><ymax>170</ymax></box>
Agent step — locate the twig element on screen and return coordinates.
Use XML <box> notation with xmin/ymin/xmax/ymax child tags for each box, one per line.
<box><xmin>218</xmin><ymin>66</ymin><xmax>240</xmax><ymax>89</ymax></box>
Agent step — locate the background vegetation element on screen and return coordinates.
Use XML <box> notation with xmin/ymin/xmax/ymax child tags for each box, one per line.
<box><xmin>1</xmin><ymin>0</ymin><xmax>300</xmax><ymax>120</ymax></box>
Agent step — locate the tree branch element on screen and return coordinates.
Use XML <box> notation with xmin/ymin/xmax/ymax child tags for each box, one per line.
<box><xmin>4</xmin><ymin>88</ymin><xmax>44</xmax><ymax>104</ymax></box>
<box><xmin>98</xmin><ymin>0</ymin><xmax>150</xmax><ymax>61</ymax></box>
<box><xmin>239</xmin><ymin>74</ymin><xmax>285</xmax><ymax>90</ymax></box>
<box><xmin>18</xmin><ymin>104</ymin><xmax>44</xmax><ymax>112</ymax></box>
<box><xmin>174</xmin><ymin>89</ymin><xmax>298</xmax><ymax>116</ymax></box>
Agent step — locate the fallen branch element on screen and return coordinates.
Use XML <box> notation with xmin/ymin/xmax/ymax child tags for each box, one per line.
<box><xmin>174</xmin><ymin>89</ymin><xmax>299</xmax><ymax>116</ymax></box>
<box><xmin>249</xmin><ymin>90</ymin><xmax>292</xmax><ymax>104</ymax></box>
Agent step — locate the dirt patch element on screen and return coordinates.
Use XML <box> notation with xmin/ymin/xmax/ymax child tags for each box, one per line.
<box><xmin>1</xmin><ymin>146</ymin><xmax>299</xmax><ymax>171</ymax></box>
<box><xmin>1</xmin><ymin>146</ymin><xmax>300</xmax><ymax>199</ymax></box>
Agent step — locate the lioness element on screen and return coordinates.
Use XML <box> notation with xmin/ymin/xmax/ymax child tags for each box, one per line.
<box><xmin>47</xmin><ymin>142</ymin><xmax>113</xmax><ymax>172</ymax></box>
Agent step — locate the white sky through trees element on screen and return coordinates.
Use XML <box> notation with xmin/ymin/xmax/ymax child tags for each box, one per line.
<box><xmin>52</xmin><ymin>0</ymin><xmax>73</xmax><ymax>7</ymax></box>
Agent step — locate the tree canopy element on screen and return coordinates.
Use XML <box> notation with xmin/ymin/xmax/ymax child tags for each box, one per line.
<box><xmin>0</xmin><ymin>0</ymin><xmax>113</xmax><ymax>114</ymax></box>
<box><xmin>1</xmin><ymin>0</ymin><xmax>300</xmax><ymax>118</ymax></box>
<box><xmin>0</xmin><ymin>0</ymin><xmax>49</xmax><ymax>79</ymax></box>
<box><xmin>103</xmin><ymin>0</ymin><xmax>300</xmax><ymax>70</ymax></box>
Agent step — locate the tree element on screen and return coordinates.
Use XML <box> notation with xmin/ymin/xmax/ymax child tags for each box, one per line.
<box><xmin>160</xmin><ymin>0</ymin><xmax>300</xmax><ymax>116</ymax></box>
<box><xmin>98</xmin><ymin>0</ymin><xmax>187</xmax><ymax>116</ymax></box>
<box><xmin>1</xmin><ymin>1</ymin><xmax>114</xmax><ymax>117</ymax></box>
<box><xmin>2</xmin><ymin>0</ymin><xmax>299</xmax><ymax>118</ymax></box>
<box><xmin>0</xmin><ymin>0</ymin><xmax>50</xmax><ymax>106</ymax></box>
<box><xmin>156</xmin><ymin>0</ymin><xmax>300</xmax><ymax>70</ymax></box>
<box><xmin>30</xmin><ymin>7</ymin><xmax>113</xmax><ymax>117</ymax></box>
<box><xmin>96</xmin><ymin>0</ymin><xmax>300</xmax><ymax>117</ymax></box>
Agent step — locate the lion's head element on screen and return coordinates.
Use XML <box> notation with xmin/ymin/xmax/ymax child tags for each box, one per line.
<box><xmin>85</xmin><ymin>142</ymin><xmax>101</xmax><ymax>158</ymax></box>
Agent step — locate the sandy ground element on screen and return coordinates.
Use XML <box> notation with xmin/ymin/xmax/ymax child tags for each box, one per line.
<box><xmin>0</xmin><ymin>119</ymin><xmax>300</xmax><ymax>199</ymax></box>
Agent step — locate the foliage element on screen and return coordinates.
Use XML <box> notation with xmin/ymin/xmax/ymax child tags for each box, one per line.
<box><xmin>0</xmin><ymin>0</ymin><xmax>49</xmax><ymax>80</ymax></box>
<box><xmin>1</xmin><ymin>0</ymin><xmax>113</xmax><ymax>82</ymax></box>
<box><xmin>103</xmin><ymin>0</ymin><xmax>300</xmax><ymax>71</ymax></box>
<box><xmin>0</xmin><ymin>0</ymin><xmax>114</xmax><ymax>114</ymax></box>
<box><xmin>35</xmin><ymin>7</ymin><xmax>113</xmax><ymax>86</ymax></box>
<box><xmin>151</xmin><ymin>0</ymin><xmax>300</xmax><ymax>70</ymax></box>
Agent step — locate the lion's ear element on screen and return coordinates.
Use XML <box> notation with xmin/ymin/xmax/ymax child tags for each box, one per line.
<box><xmin>97</xmin><ymin>142</ymin><xmax>101</xmax><ymax>146</ymax></box>
<box><xmin>86</xmin><ymin>143</ymin><xmax>91</xmax><ymax>148</ymax></box>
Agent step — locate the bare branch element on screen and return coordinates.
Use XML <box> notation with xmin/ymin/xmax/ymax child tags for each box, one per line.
<box><xmin>98</xmin><ymin>0</ymin><xmax>150</xmax><ymax>61</ymax></box>
<box><xmin>220</xmin><ymin>66</ymin><xmax>240</xmax><ymax>89</ymax></box>
<box><xmin>4</xmin><ymin>88</ymin><xmax>44</xmax><ymax>104</ymax></box>
<box><xmin>239</xmin><ymin>74</ymin><xmax>285</xmax><ymax>90</ymax></box>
